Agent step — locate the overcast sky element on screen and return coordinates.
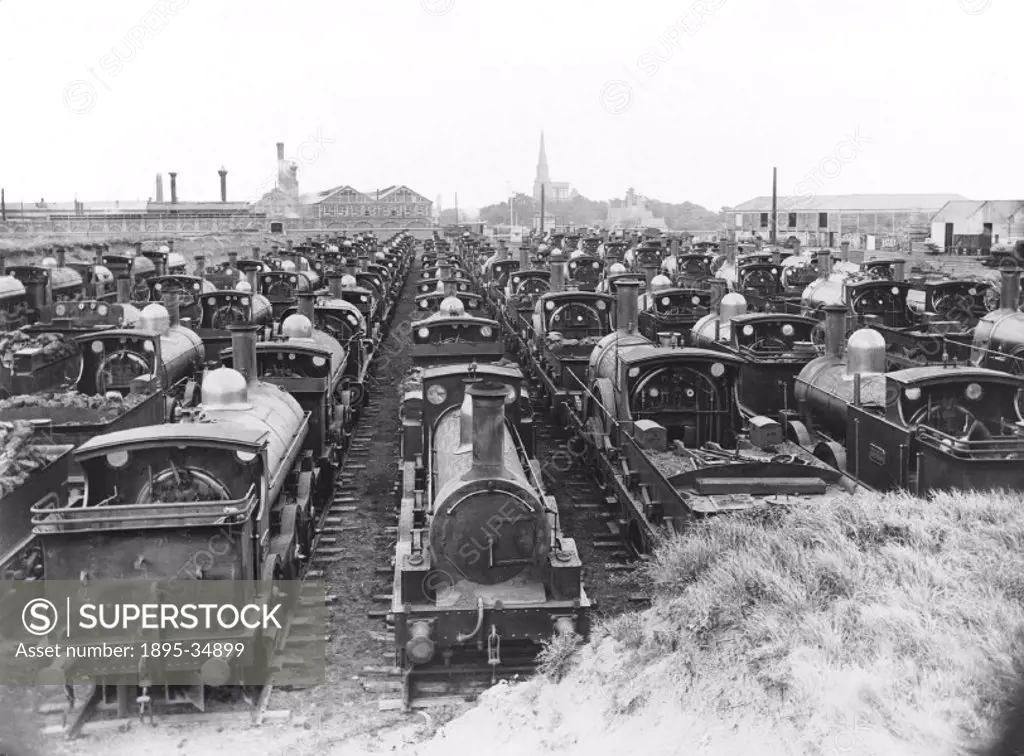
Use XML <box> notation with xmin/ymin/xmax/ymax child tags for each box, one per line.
<box><xmin>0</xmin><ymin>0</ymin><xmax>1017</xmax><ymax>213</ymax></box>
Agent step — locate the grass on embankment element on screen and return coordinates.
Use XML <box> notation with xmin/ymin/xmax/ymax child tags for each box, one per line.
<box><xmin>405</xmin><ymin>490</ymin><xmax>1024</xmax><ymax>756</ymax></box>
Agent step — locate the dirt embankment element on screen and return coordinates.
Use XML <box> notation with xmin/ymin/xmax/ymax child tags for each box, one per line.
<box><xmin>393</xmin><ymin>489</ymin><xmax>1024</xmax><ymax>756</ymax></box>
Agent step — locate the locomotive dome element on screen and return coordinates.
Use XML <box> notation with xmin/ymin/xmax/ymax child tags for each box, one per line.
<box><xmin>440</xmin><ymin>296</ymin><xmax>465</xmax><ymax>317</ymax></box>
<box><xmin>375</xmin><ymin>251</ymin><xmax>386</xmax><ymax>261</ymax></box>
<box><xmin>139</xmin><ymin>302</ymin><xmax>171</xmax><ymax>334</ymax></box>
<box><xmin>282</xmin><ymin>313</ymin><xmax>315</xmax><ymax>340</ymax></box>
<box><xmin>92</xmin><ymin>265</ymin><xmax>114</xmax><ymax>283</ymax></box>
<box><xmin>41</xmin><ymin>256</ymin><xmax>58</xmax><ymax>267</ymax></box>
<box><xmin>281</xmin><ymin>260</ymin><xmax>296</xmax><ymax>271</ymax></box>
<box><xmin>650</xmin><ymin>274</ymin><xmax>672</xmax><ymax>291</ymax></box>
<box><xmin>719</xmin><ymin>292</ymin><xmax>748</xmax><ymax>323</ymax></box>
<box><xmin>341</xmin><ymin>274</ymin><xmax>357</xmax><ymax>288</ymax></box>
<box><xmin>846</xmin><ymin>327</ymin><xmax>886</xmax><ymax>375</ymax></box>
<box><xmin>570</xmin><ymin>250</ymin><xmax>584</xmax><ymax>259</ymax></box>
<box><xmin>609</xmin><ymin>263</ymin><xmax>626</xmax><ymax>275</ymax></box>
<box><xmin>201</xmin><ymin>366</ymin><xmax>251</xmax><ymax>410</ymax></box>
<box><xmin>159</xmin><ymin>245</ymin><xmax>171</xmax><ymax>254</ymax></box>
<box><xmin>235</xmin><ymin>280</ymin><xmax>253</xmax><ymax>292</ymax></box>
<box><xmin>168</xmin><ymin>251</ymin><xmax>186</xmax><ymax>268</ymax></box>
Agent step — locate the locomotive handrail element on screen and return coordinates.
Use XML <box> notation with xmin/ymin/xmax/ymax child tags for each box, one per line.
<box><xmin>915</xmin><ymin>425</ymin><xmax>1024</xmax><ymax>457</ymax></box>
<box><xmin>30</xmin><ymin>485</ymin><xmax>258</xmax><ymax>531</ymax></box>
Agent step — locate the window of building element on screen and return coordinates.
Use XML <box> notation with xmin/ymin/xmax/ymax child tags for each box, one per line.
<box><xmin>391</xmin><ymin>210</ymin><xmax>397</xmax><ymax>216</ymax></box>
<box><xmin>818</xmin><ymin>212</ymin><xmax>828</xmax><ymax>228</ymax></box>
<box><xmin>759</xmin><ymin>213</ymin><xmax>768</xmax><ymax>228</ymax></box>
<box><xmin>788</xmin><ymin>213</ymin><xmax>797</xmax><ymax>228</ymax></box>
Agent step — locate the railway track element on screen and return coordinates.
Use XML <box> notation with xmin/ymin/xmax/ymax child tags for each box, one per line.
<box><xmin>34</xmin><ymin>248</ymin><xmax>648</xmax><ymax>734</ymax></box>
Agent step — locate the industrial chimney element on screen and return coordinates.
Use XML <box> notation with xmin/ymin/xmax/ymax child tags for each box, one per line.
<box><xmin>218</xmin><ymin>166</ymin><xmax>227</xmax><ymax>203</ymax></box>
<box><xmin>155</xmin><ymin>174</ymin><xmax>164</xmax><ymax>203</ymax></box>
<box><xmin>169</xmin><ymin>172</ymin><xmax>178</xmax><ymax>204</ymax></box>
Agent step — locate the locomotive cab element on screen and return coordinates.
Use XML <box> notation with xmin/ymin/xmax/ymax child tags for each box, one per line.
<box><xmin>565</xmin><ymin>255</ymin><xmax>604</xmax><ymax>292</ymax></box>
<box><xmin>906</xmin><ymin>279</ymin><xmax>997</xmax><ymax>330</ymax></box>
<box><xmin>670</xmin><ymin>253</ymin><xmax>716</xmax><ymax>287</ymax></box>
<box><xmin>638</xmin><ymin>288</ymin><xmax>713</xmax><ymax>344</ymax></box>
<box><xmin>259</xmin><ymin>270</ymin><xmax>311</xmax><ymax>319</ymax></box>
<box><xmin>735</xmin><ymin>262</ymin><xmax>783</xmax><ymax>311</ymax></box>
<box><xmin>849</xmin><ymin>366</ymin><xmax>1024</xmax><ymax>493</ymax></box>
<box><xmin>410</xmin><ymin>315</ymin><xmax>505</xmax><ymax>367</ymax></box>
<box><xmin>196</xmin><ymin>290</ymin><xmax>273</xmax><ymax>362</ymax></box>
<box><xmin>726</xmin><ymin>313</ymin><xmax>819</xmax><ymax>416</ymax></box>
<box><xmin>0</xmin><ymin>274</ymin><xmax>30</xmax><ymax>330</ymax></box>
<box><xmin>148</xmin><ymin>274</ymin><xmax>217</xmax><ymax>325</ymax></box>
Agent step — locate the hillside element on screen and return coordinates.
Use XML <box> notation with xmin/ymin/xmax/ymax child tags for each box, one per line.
<box><xmin>397</xmin><ymin>489</ymin><xmax>1024</xmax><ymax>756</ymax></box>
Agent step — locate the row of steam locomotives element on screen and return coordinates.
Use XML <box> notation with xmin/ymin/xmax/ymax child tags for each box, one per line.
<box><xmin>0</xmin><ymin>232</ymin><xmax>416</xmax><ymax>715</ymax></box>
<box><xmin>388</xmin><ymin>235</ymin><xmax>590</xmax><ymax>706</ymax></box>
<box><xmin>455</xmin><ymin>231</ymin><xmax>1024</xmax><ymax>556</ymax></box>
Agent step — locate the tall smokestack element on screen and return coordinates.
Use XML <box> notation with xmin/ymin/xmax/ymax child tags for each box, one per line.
<box><xmin>840</xmin><ymin>241</ymin><xmax>850</xmax><ymax>262</ymax></box>
<box><xmin>116</xmin><ymin>274</ymin><xmax>132</xmax><ymax>304</ymax></box>
<box><xmin>465</xmin><ymin>381</ymin><xmax>509</xmax><ymax>477</ymax></box>
<box><xmin>155</xmin><ymin>174</ymin><xmax>164</xmax><ymax>203</ymax></box>
<box><xmin>824</xmin><ymin>304</ymin><xmax>846</xmax><ymax>359</ymax></box>
<box><xmin>615</xmin><ymin>279</ymin><xmax>639</xmax><ymax>334</ymax></box>
<box><xmin>229</xmin><ymin>324</ymin><xmax>259</xmax><ymax>385</ymax></box>
<box><xmin>169</xmin><ymin>172</ymin><xmax>178</xmax><ymax>204</ymax></box>
<box><xmin>297</xmin><ymin>291</ymin><xmax>315</xmax><ymax>320</ymax></box>
<box><xmin>328</xmin><ymin>272</ymin><xmax>344</xmax><ymax>298</ymax></box>
<box><xmin>1000</xmin><ymin>267</ymin><xmax>1021</xmax><ymax>310</ymax></box>
<box><xmin>277</xmin><ymin>143</ymin><xmax>285</xmax><ymax>162</ymax></box>
<box><xmin>816</xmin><ymin>250</ymin><xmax>832</xmax><ymax>278</ymax></box>
<box><xmin>218</xmin><ymin>166</ymin><xmax>227</xmax><ymax>202</ymax></box>
<box><xmin>770</xmin><ymin>167</ymin><xmax>778</xmax><ymax>244</ymax></box>
<box><xmin>549</xmin><ymin>250</ymin><xmax>565</xmax><ymax>291</ymax></box>
<box><xmin>165</xmin><ymin>294</ymin><xmax>181</xmax><ymax>327</ymax></box>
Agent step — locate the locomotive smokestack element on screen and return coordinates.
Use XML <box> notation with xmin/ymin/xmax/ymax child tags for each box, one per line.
<box><xmin>93</xmin><ymin>245</ymin><xmax>103</xmax><ymax>266</ymax></box>
<box><xmin>519</xmin><ymin>244</ymin><xmax>530</xmax><ymax>269</ymax></box>
<box><xmin>56</xmin><ymin>246</ymin><xmax>66</xmax><ymax>268</ymax></box>
<box><xmin>458</xmin><ymin>375</ymin><xmax>482</xmax><ymax>453</ymax></box>
<box><xmin>816</xmin><ymin>250</ymin><xmax>832</xmax><ymax>278</ymax></box>
<box><xmin>823</xmin><ymin>304</ymin><xmax>846</xmax><ymax>359</ymax></box>
<box><xmin>165</xmin><ymin>294</ymin><xmax>181</xmax><ymax>327</ymax></box>
<box><xmin>658</xmin><ymin>332</ymin><xmax>673</xmax><ymax>347</ymax></box>
<box><xmin>116</xmin><ymin>274</ymin><xmax>132</xmax><ymax>304</ymax></box>
<box><xmin>725</xmin><ymin>239</ymin><xmax>735</xmax><ymax>265</ymax></box>
<box><xmin>194</xmin><ymin>254</ymin><xmax>206</xmax><ymax>276</ymax></box>
<box><xmin>297</xmin><ymin>291</ymin><xmax>315</xmax><ymax>320</ymax></box>
<box><xmin>615</xmin><ymin>279</ymin><xmax>640</xmax><ymax>334</ymax></box>
<box><xmin>466</xmin><ymin>380</ymin><xmax>509</xmax><ymax>477</ymax></box>
<box><xmin>0</xmin><ymin>253</ymin><xmax>6</xmax><ymax>276</ymax></box>
<box><xmin>229</xmin><ymin>324</ymin><xmax>259</xmax><ymax>386</ymax></box>
<box><xmin>709</xmin><ymin>279</ymin><xmax>728</xmax><ymax>311</ymax></box>
<box><xmin>1000</xmin><ymin>267</ymin><xmax>1020</xmax><ymax>310</ymax></box>
<box><xmin>251</xmin><ymin>246</ymin><xmax>261</xmax><ymax>261</ymax></box>
<box><xmin>549</xmin><ymin>249</ymin><xmax>565</xmax><ymax>292</ymax></box>
<box><xmin>892</xmin><ymin>259</ymin><xmax>906</xmax><ymax>282</ymax></box>
<box><xmin>328</xmin><ymin>272</ymin><xmax>344</xmax><ymax>298</ymax></box>
<box><xmin>246</xmin><ymin>266</ymin><xmax>258</xmax><ymax>293</ymax></box>
<box><xmin>792</xmin><ymin>239</ymin><xmax>801</xmax><ymax>258</ymax></box>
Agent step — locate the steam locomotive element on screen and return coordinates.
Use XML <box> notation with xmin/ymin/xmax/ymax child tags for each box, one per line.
<box><xmin>393</xmin><ymin>365</ymin><xmax>588</xmax><ymax>706</ymax></box>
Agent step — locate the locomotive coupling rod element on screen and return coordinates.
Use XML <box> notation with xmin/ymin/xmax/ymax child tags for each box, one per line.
<box><xmin>456</xmin><ymin>598</ymin><xmax>485</xmax><ymax>644</ymax></box>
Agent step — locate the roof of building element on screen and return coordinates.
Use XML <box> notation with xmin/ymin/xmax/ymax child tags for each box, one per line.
<box><xmin>732</xmin><ymin>194</ymin><xmax>970</xmax><ymax>213</ymax></box>
<box><xmin>931</xmin><ymin>199</ymin><xmax>1024</xmax><ymax>223</ymax></box>
<box><xmin>298</xmin><ymin>184</ymin><xmax>431</xmax><ymax>206</ymax></box>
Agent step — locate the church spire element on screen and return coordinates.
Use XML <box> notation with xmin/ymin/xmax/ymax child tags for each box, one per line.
<box><xmin>535</xmin><ymin>130</ymin><xmax>550</xmax><ymax>184</ymax></box>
